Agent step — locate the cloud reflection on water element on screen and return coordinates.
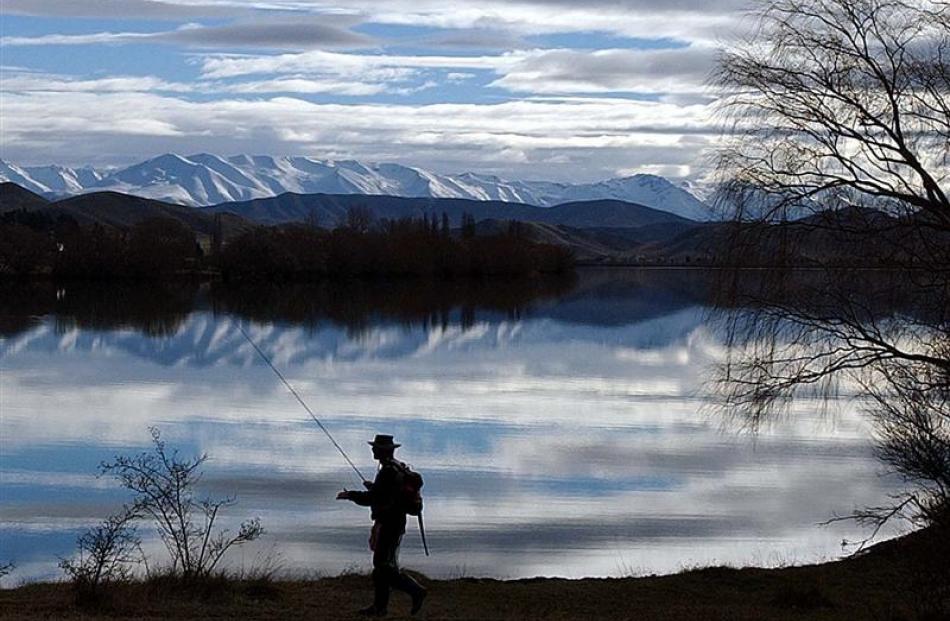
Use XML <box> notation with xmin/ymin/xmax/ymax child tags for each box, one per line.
<box><xmin>0</xmin><ymin>271</ymin><xmax>902</xmax><ymax>582</ymax></box>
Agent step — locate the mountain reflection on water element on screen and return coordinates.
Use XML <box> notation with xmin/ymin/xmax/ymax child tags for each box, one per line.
<box><xmin>0</xmin><ymin>270</ymin><xmax>899</xmax><ymax>583</ymax></box>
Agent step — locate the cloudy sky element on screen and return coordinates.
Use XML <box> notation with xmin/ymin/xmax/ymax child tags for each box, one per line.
<box><xmin>0</xmin><ymin>0</ymin><xmax>747</xmax><ymax>181</ymax></box>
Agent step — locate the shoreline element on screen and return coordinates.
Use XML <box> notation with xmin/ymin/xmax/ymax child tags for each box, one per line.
<box><xmin>1</xmin><ymin>529</ymin><xmax>941</xmax><ymax>620</ymax></box>
<box><xmin>0</xmin><ymin>264</ymin><xmax>933</xmax><ymax>283</ymax></box>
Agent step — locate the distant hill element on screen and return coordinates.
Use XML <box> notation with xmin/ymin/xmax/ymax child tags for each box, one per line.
<box><xmin>24</xmin><ymin>190</ymin><xmax>251</xmax><ymax>238</ymax></box>
<box><xmin>542</xmin><ymin>200</ymin><xmax>696</xmax><ymax>228</ymax></box>
<box><xmin>472</xmin><ymin>220</ymin><xmax>623</xmax><ymax>261</ymax></box>
<box><xmin>6</xmin><ymin>183</ymin><xmax>923</xmax><ymax>267</ymax></box>
<box><xmin>1</xmin><ymin>182</ymin><xmax>708</xmax><ymax>262</ymax></box>
<box><xmin>471</xmin><ymin>219</ymin><xmax>704</xmax><ymax>262</ymax></box>
<box><xmin>202</xmin><ymin>192</ymin><xmax>702</xmax><ymax>263</ymax></box>
<box><xmin>1</xmin><ymin>182</ymin><xmax>50</xmax><ymax>212</ymax></box>
<box><xmin>201</xmin><ymin>192</ymin><xmax>695</xmax><ymax>230</ymax></box>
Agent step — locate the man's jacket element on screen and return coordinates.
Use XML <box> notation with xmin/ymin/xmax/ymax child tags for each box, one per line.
<box><xmin>347</xmin><ymin>458</ymin><xmax>408</xmax><ymax>532</ymax></box>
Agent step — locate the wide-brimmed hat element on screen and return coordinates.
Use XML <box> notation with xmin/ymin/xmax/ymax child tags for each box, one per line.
<box><xmin>368</xmin><ymin>434</ymin><xmax>401</xmax><ymax>448</ymax></box>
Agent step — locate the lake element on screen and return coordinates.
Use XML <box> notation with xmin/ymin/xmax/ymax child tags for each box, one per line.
<box><xmin>0</xmin><ymin>269</ymin><xmax>902</xmax><ymax>583</ymax></box>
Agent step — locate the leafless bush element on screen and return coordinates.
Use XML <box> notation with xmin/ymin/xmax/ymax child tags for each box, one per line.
<box><xmin>0</xmin><ymin>561</ymin><xmax>14</xmax><ymax>584</ymax></box>
<box><xmin>59</xmin><ymin>507</ymin><xmax>141</xmax><ymax>594</ymax></box>
<box><xmin>100</xmin><ymin>427</ymin><xmax>263</xmax><ymax>580</ymax></box>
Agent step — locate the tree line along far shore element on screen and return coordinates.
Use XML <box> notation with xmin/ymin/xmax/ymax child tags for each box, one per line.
<box><xmin>0</xmin><ymin>208</ymin><xmax>575</xmax><ymax>280</ymax></box>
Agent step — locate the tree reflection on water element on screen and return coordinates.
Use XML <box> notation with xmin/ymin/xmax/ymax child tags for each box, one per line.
<box><xmin>0</xmin><ymin>276</ymin><xmax>577</xmax><ymax>340</ymax></box>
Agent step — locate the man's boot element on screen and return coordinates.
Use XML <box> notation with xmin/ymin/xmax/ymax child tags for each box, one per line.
<box><xmin>410</xmin><ymin>587</ymin><xmax>427</xmax><ymax>616</ymax></box>
<box><xmin>396</xmin><ymin>572</ymin><xmax>427</xmax><ymax>615</ymax></box>
<box><xmin>366</xmin><ymin>568</ymin><xmax>390</xmax><ymax>616</ymax></box>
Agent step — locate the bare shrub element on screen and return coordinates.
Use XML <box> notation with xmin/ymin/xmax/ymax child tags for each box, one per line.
<box><xmin>0</xmin><ymin>561</ymin><xmax>14</xmax><ymax>585</ymax></box>
<box><xmin>100</xmin><ymin>427</ymin><xmax>263</xmax><ymax>580</ymax></box>
<box><xmin>59</xmin><ymin>507</ymin><xmax>141</xmax><ymax>595</ymax></box>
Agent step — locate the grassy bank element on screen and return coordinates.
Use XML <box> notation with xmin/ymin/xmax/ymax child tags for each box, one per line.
<box><xmin>2</xmin><ymin>530</ymin><xmax>946</xmax><ymax>620</ymax></box>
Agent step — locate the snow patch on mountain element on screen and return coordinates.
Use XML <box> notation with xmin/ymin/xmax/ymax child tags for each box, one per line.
<box><xmin>0</xmin><ymin>161</ymin><xmax>105</xmax><ymax>195</ymax></box>
<box><xmin>0</xmin><ymin>154</ymin><xmax>712</xmax><ymax>220</ymax></box>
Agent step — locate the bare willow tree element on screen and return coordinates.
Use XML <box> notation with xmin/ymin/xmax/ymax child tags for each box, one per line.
<box><xmin>717</xmin><ymin>0</ymin><xmax>950</xmax><ymax>223</ymax></box>
<box><xmin>712</xmin><ymin>0</ymin><xmax>950</xmax><ymax>553</ymax></box>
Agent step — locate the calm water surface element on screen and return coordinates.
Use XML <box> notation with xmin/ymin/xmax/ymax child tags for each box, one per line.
<box><xmin>0</xmin><ymin>270</ymin><xmax>901</xmax><ymax>582</ymax></box>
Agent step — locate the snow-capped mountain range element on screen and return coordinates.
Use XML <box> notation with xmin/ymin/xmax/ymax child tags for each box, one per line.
<box><xmin>0</xmin><ymin>153</ymin><xmax>710</xmax><ymax>220</ymax></box>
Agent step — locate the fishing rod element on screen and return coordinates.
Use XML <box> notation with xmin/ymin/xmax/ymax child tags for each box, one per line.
<box><xmin>237</xmin><ymin>322</ymin><xmax>367</xmax><ymax>484</ymax></box>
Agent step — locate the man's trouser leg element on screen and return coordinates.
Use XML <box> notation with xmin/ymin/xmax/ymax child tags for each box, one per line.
<box><xmin>372</xmin><ymin>523</ymin><xmax>424</xmax><ymax>611</ymax></box>
<box><xmin>372</xmin><ymin>525</ymin><xmax>403</xmax><ymax>612</ymax></box>
<box><xmin>371</xmin><ymin>567</ymin><xmax>391</xmax><ymax>613</ymax></box>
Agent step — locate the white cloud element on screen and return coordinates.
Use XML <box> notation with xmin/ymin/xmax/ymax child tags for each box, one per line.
<box><xmin>2</xmin><ymin>31</ymin><xmax>158</xmax><ymax>46</ymax></box>
<box><xmin>0</xmin><ymin>69</ymin><xmax>427</xmax><ymax>98</ymax></box>
<box><xmin>303</xmin><ymin>0</ymin><xmax>749</xmax><ymax>42</ymax></box>
<box><xmin>215</xmin><ymin>77</ymin><xmax>387</xmax><ymax>96</ymax></box>
<box><xmin>191</xmin><ymin>46</ymin><xmax>716</xmax><ymax>96</ymax></box>
<box><xmin>3</xmin><ymin>0</ymin><xmax>750</xmax><ymax>41</ymax></box>
<box><xmin>0</xmin><ymin>90</ymin><xmax>718</xmax><ymax>179</ymax></box>
<box><xmin>1</xmin><ymin>72</ymin><xmax>193</xmax><ymax>93</ymax></box>
<box><xmin>2</xmin><ymin>0</ymin><xmax>750</xmax><ymax>48</ymax></box>
<box><xmin>447</xmin><ymin>72</ymin><xmax>476</xmax><ymax>82</ymax></box>
<box><xmin>197</xmin><ymin>49</ymin><xmax>515</xmax><ymax>79</ymax></box>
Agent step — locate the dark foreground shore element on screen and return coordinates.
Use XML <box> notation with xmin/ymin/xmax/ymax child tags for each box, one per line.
<box><xmin>2</xmin><ymin>530</ymin><xmax>946</xmax><ymax>621</ymax></box>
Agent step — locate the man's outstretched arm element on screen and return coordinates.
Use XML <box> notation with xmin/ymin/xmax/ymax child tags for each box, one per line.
<box><xmin>337</xmin><ymin>482</ymin><xmax>375</xmax><ymax>506</ymax></box>
<box><xmin>337</xmin><ymin>468</ymin><xmax>395</xmax><ymax>507</ymax></box>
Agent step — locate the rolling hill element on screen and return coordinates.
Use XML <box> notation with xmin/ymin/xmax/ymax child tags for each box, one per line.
<box><xmin>5</xmin><ymin>189</ymin><xmax>251</xmax><ymax>238</ymax></box>
<box><xmin>201</xmin><ymin>192</ymin><xmax>696</xmax><ymax>230</ymax></box>
<box><xmin>1</xmin><ymin>182</ymin><xmax>711</xmax><ymax>262</ymax></box>
<box><xmin>0</xmin><ymin>182</ymin><xmax>50</xmax><ymax>212</ymax></box>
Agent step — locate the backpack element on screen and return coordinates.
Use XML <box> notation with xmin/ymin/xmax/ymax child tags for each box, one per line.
<box><xmin>393</xmin><ymin>461</ymin><xmax>424</xmax><ymax>516</ymax></box>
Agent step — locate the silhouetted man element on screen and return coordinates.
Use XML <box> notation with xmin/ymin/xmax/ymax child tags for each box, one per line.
<box><xmin>337</xmin><ymin>434</ymin><xmax>427</xmax><ymax>617</ymax></box>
